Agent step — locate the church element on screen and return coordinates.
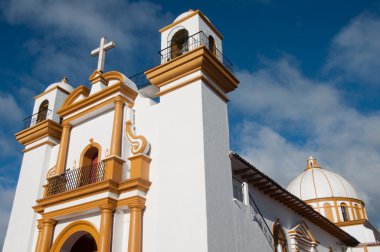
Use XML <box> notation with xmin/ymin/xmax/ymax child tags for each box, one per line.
<box><xmin>3</xmin><ymin>9</ymin><xmax>380</xmax><ymax>252</ymax></box>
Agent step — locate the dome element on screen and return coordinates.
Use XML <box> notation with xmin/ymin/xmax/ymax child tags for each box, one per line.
<box><xmin>287</xmin><ymin>156</ymin><xmax>358</xmax><ymax>201</ymax></box>
<box><xmin>174</xmin><ymin>10</ymin><xmax>195</xmax><ymax>22</ymax></box>
<box><xmin>45</xmin><ymin>77</ymin><xmax>74</xmax><ymax>93</ymax></box>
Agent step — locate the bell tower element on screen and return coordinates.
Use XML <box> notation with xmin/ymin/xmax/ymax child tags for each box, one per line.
<box><xmin>145</xmin><ymin>9</ymin><xmax>239</xmax><ymax>252</ymax></box>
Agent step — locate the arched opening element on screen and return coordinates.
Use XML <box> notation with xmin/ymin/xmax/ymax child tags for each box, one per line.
<box><xmin>170</xmin><ymin>29</ymin><xmax>189</xmax><ymax>59</ymax></box>
<box><xmin>323</xmin><ymin>203</ymin><xmax>334</xmax><ymax>222</ymax></box>
<box><xmin>79</xmin><ymin>145</ymin><xmax>101</xmax><ymax>186</ymax></box>
<box><xmin>340</xmin><ymin>203</ymin><xmax>350</xmax><ymax>221</ymax></box>
<box><xmin>208</xmin><ymin>35</ymin><xmax>216</xmax><ymax>55</ymax></box>
<box><xmin>273</xmin><ymin>220</ymin><xmax>288</xmax><ymax>252</ymax></box>
<box><xmin>36</xmin><ymin>100</ymin><xmax>49</xmax><ymax>123</ymax></box>
<box><xmin>50</xmin><ymin>221</ymin><xmax>99</xmax><ymax>252</ymax></box>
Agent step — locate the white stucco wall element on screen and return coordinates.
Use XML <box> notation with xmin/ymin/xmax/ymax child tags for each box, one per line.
<box><xmin>3</xmin><ymin>144</ymin><xmax>54</xmax><ymax>252</ymax></box>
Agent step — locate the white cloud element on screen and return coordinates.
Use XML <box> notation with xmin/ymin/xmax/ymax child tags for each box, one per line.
<box><xmin>325</xmin><ymin>13</ymin><xmax>380</xmax><ymax>85</ymax></box>
<box><xmin>230</xmin><ymin>56</ymin><xmax>380</xmax><ymax>227</ymax></box>
<box><xmin>0</xmin><ymin>0</ymin><xmax>172</xmax><ymax>85</ymax></box>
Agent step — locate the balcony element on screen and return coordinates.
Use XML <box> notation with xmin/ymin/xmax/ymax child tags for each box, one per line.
<box><xmin>159</xmin><ymin>31</ymin><xmax>234</xmax><ymax>73</ymax></box>
<box><xmin>23</xmin><ymin>109</ymin><xmax>52</xmax><ymax>129</ymax></box>
<box><xmin>44</xmin><ymin>161</ymin><xmax>106</xmax><ymax>197</ymax></box>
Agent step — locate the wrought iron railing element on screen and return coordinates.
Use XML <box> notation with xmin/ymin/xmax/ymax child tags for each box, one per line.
<box><xmin>44</xmin><ymin>162</ymin><xmax>106</xmax><ymax>197</ymax></box>
<box><xmin>233</xmin><ymin>177</ymin><xmax>274</xmax><ymax>249</ymax></box>
<box><xmin>23</xmin><ymin>109</ymin><xmax>52</xmax><ymax>129</ymax></box>
<box><xmin>159</xmin><ymin>31</ymin><xmax>234</xmax><ymax>73</ymax></box>
<box><xmin>129</xmin><ymin>72</ymin><xmax>151</xmax><ymax>89</ymax></box>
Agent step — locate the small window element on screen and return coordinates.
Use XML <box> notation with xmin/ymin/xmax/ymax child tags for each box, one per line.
<box><xmin>340</xmin><ymin>203</ymin><xmax>349</xmax><ymax>221</ymax></box>
<box><xmin>208</xmin><ymin>35</ymin><xmax>216</xmax><ymax>55</ymax></box>
<box><xmin>232</xmin><ymin>178</ymin><xmax>243</xmax><ymax>202</ymax></box>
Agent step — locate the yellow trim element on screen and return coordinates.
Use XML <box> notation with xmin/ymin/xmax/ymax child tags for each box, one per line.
<box><xmin>57</xmin><ymin>77</ymin><xmax>137</xmax><ymax>118</ymax></box>
<box><xmin>89</xmin><ymin>69</ymin><xmax>109</xmax><ymax>85</ymax></box>
<box><xmin>129</xmin><ymin>154</ymin><xmax>152</xmax><ymax>181</ymax></box>
<box><xmin>55</xmin><ymin>122</ymin><xmax>72</xmax><ymax>174</ymax></box>
<box><xmin>125</xmin><ymin>120</ymin><xmax>149</xmax><ymax>155</ymax></box>
<box><xmin>159</xmin><ymin>9</ymin><xmax>224</xmax><ymax>40</ymax></box>
<box><xmin>34</xmin><ymin>85</ymin><xmax>70</xmax><ymax>100</ymax></box>
<box><xmin>15</xmin><ymin>120</ymin><xmax>62</xmax><ymax>146</ymax></box>
<box><xmin>60</xmin><ymin>85</ymin><xmax>90</xmax><ymax>109</ymax></box>
<box><xmin>50</xmin><ymin>220</ymin><xmax>99</xmax><ymax>252</ymax></box>
<box><xmin>145</xmin><ymin>46</ymin><xmax>239</xmax><ymax>94</ymax></box>
<box><xmin>22</xmin><ymin>140</ymin><xmax>55</xmax><ymax>153</ymax></box>
<box><xmin>126</xmin><ymin>195</ymin><xmax>146</xmax><ymax>252</ymax></box>
<box><xmin>99</xmin><ymin>202</ymin><xmax>116</xmax><ymax>252</ymax></box>
<box><xmin>335</xmin><ymin>219</ymin><xmax>366</xmax><ymax>227</ymax></box>
<box><xmin>110</xmin><ymin>96</ymin><xmax>125</xmax><ymax>156</ymax></box>
<box><xmin>40</xmin><ymin>218</ymin><xmax>56</xmax><ymax>252</ymax></box>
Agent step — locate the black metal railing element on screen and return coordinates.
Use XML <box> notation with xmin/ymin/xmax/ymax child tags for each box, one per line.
<box><xmin>233</xmin><ymin>177</ymin><xmax>274</xmax><ymax>249</ymax></box>
<box><xmin>159</xmin><ymin>31</ymin><xmax>234</xmax><ymax>73</ymax></box>
<box><xmin>129</xmin><ymin>72</ymin><xmax>151</xmax><ymax>89</ymax></box>
<box><xmin>44</xmin><ymin>162</ymin><xmax>106</xmax><ymax>197</ymax></box>
<box><xmin>23</xmin><ymin>109</ymin><xmax>52</xmax><ymax>129</ymax></box>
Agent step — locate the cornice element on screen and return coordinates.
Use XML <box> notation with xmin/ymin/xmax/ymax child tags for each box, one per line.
<box><xmin>15</xmin><ymin>120</ymin><xmax>62</xmax><ymax>146</ymax></box>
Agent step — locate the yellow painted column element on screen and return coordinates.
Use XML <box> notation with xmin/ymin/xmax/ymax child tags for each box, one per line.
<box><xmin>55</xmin><ymin>121</ymin><xmax>72</xmax><ymax>174</ymax></box>
<box><xmin>110</xmin><ymin>96</ymin><xmax>125</xmax><ymax>157</ymax></box>
<box><xmin>39</xmin><ymin>218</ymin><xmax>56</xmax><ymax>252</ymax></box>
<box><xmin>35</xmin><ymin>219</ymin><xmax>43</xmax><ymax>252</ymax></box>
<box><xmin>127</xmin><ymin>196</ymin><xmax>146</xmax><ymax>252</ymax></box>
<box><xmin>99</xmin><ymin>204</ymin><xmax>115</xmax><ymax>252</ymax></box>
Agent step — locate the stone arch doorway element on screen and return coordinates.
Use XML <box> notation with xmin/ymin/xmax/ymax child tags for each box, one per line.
<box><xmin>50</xmin><ymin>220</ymin><xmax>100</xmax><ymax>252</ymax></box>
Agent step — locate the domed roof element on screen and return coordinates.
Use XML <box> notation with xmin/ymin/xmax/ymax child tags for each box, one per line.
<box><xmin>45</xmin><ymin>77</ymin><xmax>74</xmax><ymax>93</ymax></box>
<box><xmin>287</xmin><ymin>156</ymin><xmax>358</xmax><ymax>201</ymax></box>
<box><xmin>174</xmin><ymin>9</ymin><xmax>195</xmax><ymax>22</ymax></box>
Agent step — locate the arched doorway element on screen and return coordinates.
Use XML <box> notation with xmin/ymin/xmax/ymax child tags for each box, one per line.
<box><xmin>37</xmin><ymin>100</ymin><xmax>49</xmax><ymax>123</ymax></box>
<box><xmin>50</xmin><ymin>221</ymin><xmax>100</xmax><ymax>252</ymax></box>
<box><xmin>79</xmin><ymin>144</ymin><xmax>101</xmax><ymax>186</ymax></box>
<box><xmin>170</xmin><ymin>29</ymin><xmax>189</xmax><ymax>59</ymax></box>
<box><xmin>60</xmin><ymin>232</ymin><xmax>97</xmax><ymax>252</ymax></box>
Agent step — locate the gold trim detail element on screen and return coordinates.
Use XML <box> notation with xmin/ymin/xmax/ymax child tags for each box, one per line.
<box><xmin>57</xmin><ymin>78</ymin><xmax>137</xmax><ymax>119</ymax></box>
<box><xmin>145</xmin><ymin>46</ymin><xmax>239</xmax><ymax>94</ymax></box>
<box><xmin>89</xmin><ymin>69</ymin><xmax>109</xmax><ymax>85</ymax></box>
<box><xmin>55</xmin><ymin>122</ymin><xmax>72</xmax><ymax>175</ymax></box>
<box><xmin>15</xmin><ymin>120</ymin><xmax>62</xmax><ymax>146</ymax></box>
<box><xmin>335</xmin><ymin>219</ymin><xmax>366</xmax><ymax>227</ymax></box>
<box><xmin>110</xmin><ymin>96</ymin><xmax>125</xmax><ymax>157</ymax></box>
<box><xmin>159</xmin><ymin>9</ymin><xmax>224</xmax><ymax>40</ymax></box>
<box><xmin>125</xmin><ymin>120</ymin><xmax>149</xmax><ymax>155</ymax></box>
<box><xmin>60</xmin><ymin>85</ymin><xmax>90</xmax><ymax>109</ymax></box>
<box><xmin>50</xmin><ymin>220</ymin><xmax>100</xmax><ymax>252</ymax></box>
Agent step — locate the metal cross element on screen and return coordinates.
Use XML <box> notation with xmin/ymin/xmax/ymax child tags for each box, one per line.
<box><xmin>91</xmin><ymin>37</ymin><xmax>116</xmax><ymax>72</ymax></box>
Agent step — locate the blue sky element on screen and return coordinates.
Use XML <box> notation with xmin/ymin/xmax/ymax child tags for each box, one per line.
<box><xmin>1</xmin><ymin>0</ymin><xmax>380</xmax><ymax>247</ymax></box>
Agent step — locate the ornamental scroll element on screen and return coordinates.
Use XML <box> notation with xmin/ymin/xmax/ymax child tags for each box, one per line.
<box><xmin>125</xmin><ymin>120</ymin><xmax>150</xmax><ymax>155</ymax></box>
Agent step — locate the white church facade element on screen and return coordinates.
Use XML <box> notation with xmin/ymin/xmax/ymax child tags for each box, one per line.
<box><xmin>3</xmin><ymin>9</ymin><xmax>380</xmax><ymax>252</ymax></box>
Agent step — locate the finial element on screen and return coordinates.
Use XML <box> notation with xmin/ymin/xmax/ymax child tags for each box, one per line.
<box><xmin>61</xmin><ymin>76</ymin><xmax>69</xmax><ymax>83</ymax></box>
<box><xmin>306</xmin><ymin>156</ymin><xmax>321</xmax><ymax>169</ymax></box>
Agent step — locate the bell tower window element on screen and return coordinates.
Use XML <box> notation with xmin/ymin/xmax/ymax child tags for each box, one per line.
<box><xmin>170</xmin><ymin>29</ymin><xmax>189</xmax><ymax>60</ymax></box>
<box><xmin>36</xmin><ymin>100</ymin><xmax>49</xmax><ymax>123</ymax></box>
<box><xmin>340</xmin><ymin>203</ymin><xmax>350</xmax><ymax>221</ymax></box>
<box><xmin>208</xmin><ymin>35</ymin><xmax>216</xmax><ymax>55</ymax></box>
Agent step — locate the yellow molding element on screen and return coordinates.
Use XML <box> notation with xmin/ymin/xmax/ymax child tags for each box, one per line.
<box><xmin>60</xmin><ymin>85</ymin><xmax>90</xmax><ymax>109</ymax></box>
<box><xmin>22</xmin><ymin>140</ymin><xmax>55</xmax><ymax>153</ymax></box>
<box><xmin>50</xmin><ymin>220</ymin><xmax>100</xmax><ymax>252</ymax></box>
<box><xmin>89</xmin><ymin>69</ymin><xmax>109</xmax><ymax>85</ymax></box>
<box><xmin>304</xmin><ymin>197</ymin><xmax>365</xmax><ymax>206</ymax></box>
<box><xmin>125</xmin><ymin>120</ymin><xmax>149</xmax><ymax>155</ymax></box>
<box><xmin>119</xmin><ymin>177</ymin><xmax>151</xmax><ymax>193</ymax></box>
<box><xmin>34</xmin><ymin>177</ymin><xmax>151</xmax><ymax>212</ymax></box>
<box><xmin>336</xmin><ymin>219</ymin><xmax>366</xmax><ymax>227</ymax></box>
<box><xmin>157</xmin><ymin>67</ymin><xmax>202</xmax><ymax>88</ymax></box>
<box><xmin>15</xmin><ymin>120</ymin><xmax>62</xmax><ymax>146</ymax></box>
<box><xmin>159</xmin><ymin>9</ymin><xmax>224</xmax><ymax>40</ymax></box>
<box><xmin>33</xmin><ymin>85</ymin><xmax>71</xmax><ymax>100</ymax></box>
<box><xmin>34</xmin><ymin>180</ymin><xmax>119</xmax><ymax>211</ymax></box>
<box><xmin>57</xmin><ymin>80</ymin><xmax>137</xmax><ymax>118</ymax></box>
<box><xmin>110</xmin><ymin>96</ymin><xmax>125</xmax><ymax>157</ymax></box>
<box><xmin>145</xmin><ymin>46</ymin><xmax>238</xmax><ymax>94</ymax></box>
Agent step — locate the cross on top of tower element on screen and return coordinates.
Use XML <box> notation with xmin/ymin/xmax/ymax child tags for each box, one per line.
<box><xmin>91</xmin><ymin>37</ymin><xmax>116</xmax><ymax>72</ymax></box>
